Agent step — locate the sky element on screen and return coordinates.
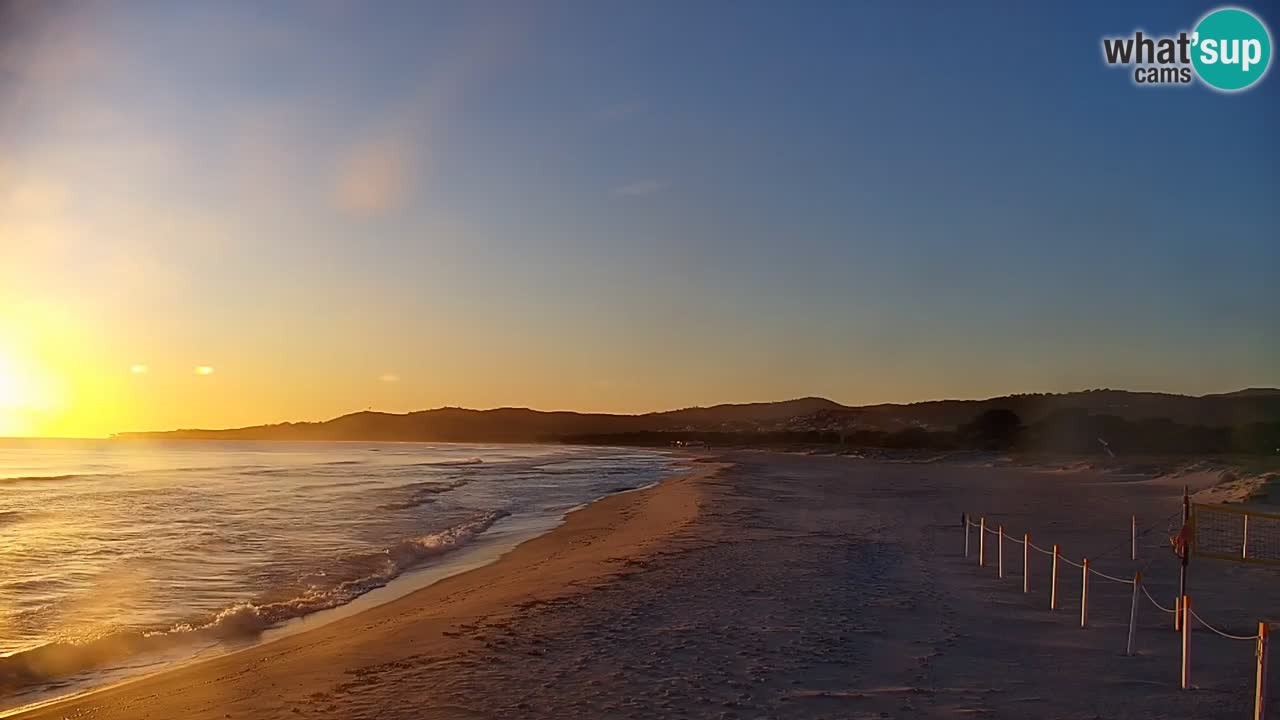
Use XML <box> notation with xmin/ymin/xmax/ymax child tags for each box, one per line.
<box><xmin>0</xmin><ymin>0</ymin><xmax>1277</xmax><ymax>437</ymax></box>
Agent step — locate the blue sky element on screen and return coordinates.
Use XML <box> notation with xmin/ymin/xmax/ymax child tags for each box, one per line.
<box><xmin>0</xmin><ymin>0</ymin><xmax>1277</xmax><ymax>433</ymax></box>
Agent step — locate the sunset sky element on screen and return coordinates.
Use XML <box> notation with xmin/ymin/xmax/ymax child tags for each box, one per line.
<box><xmin>1</xmin><ymin>0</ymin><xmax>1277</xmax><ymax>437</ymax></box>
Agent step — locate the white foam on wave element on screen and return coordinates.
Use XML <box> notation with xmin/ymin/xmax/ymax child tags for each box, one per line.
<box><xmin>0</xmin><ymin>473</ymin><xmax>107</xmax><ymax>485</ymax></box>
<box><xmin>0</xmin><ymin>511</ymin><xmax>508</xmax><ymax>692</ymax></box>
<box><xmin>184</xmin><ymin>509</ymin><xmax>508</xmax><ymax>636</ymax></box>
<box><xmin>409</xmin><ymin>457</ymin><xmax>484</xmax><ymax>467</ymax></box>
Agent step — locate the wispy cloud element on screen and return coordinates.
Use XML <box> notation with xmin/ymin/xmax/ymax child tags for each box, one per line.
<box><xmin>326</xmin><ymin>6</ymin><xmax>533</xmax><ymax>219</ymax></box>
<box><xmin>612</xmin><ymin>179</ymin><xmax>667</xmax><ymax>197</ymax></box>
<box><xmin>332</xmin><ymin>137</ymin><xmax>416</xmax><ymax>217</ymax></box>
<box><xmin>0</xmin><ymin>2</ymin><xmax>116</xmax><ymax>90</ymax></box>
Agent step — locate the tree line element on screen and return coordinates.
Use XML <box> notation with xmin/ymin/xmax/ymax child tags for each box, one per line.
<box><xmin>561</xmin><ymin>408</ymin><xmax>1280</xmax><ymax>456</ymax></box>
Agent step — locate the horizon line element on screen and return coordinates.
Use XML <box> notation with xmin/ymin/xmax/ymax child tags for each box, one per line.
<box><xmin>17</xmin><ymin>384</ymin><xmax>1265</xmax><ymax>440</ymax></box>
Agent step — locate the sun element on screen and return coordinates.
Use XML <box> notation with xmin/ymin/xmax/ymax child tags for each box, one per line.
<box><xmin>0</xmin><ymin>351</ymin><xmax>24</xmax><ymax>409</ymax></box>
<box><xmin>0</xmin><ymin>347</ymin><xmax>52</xmax><ymax>437</ymax></box>
<box><xmin>0</xmin><ymin>357</ymin><xmax>26</xmax><ymax>436</ymax></box>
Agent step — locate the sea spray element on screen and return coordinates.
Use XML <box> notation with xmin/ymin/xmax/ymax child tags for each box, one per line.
<box><xmin>0</xmin><ymin>511</ymin><xmax>508</xmax><ymax>692</ymax></box>
<box><xmin>0</xmin><ymin>442</ymin><xmax>676</xmax><ymax>703</ymax></box>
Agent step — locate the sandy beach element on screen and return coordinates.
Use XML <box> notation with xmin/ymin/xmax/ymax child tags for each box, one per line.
<box><xmin>6</xmin><ymin>2</ymin><xmax>1275</xmax><ymax>717</ymax></box>
<box><xmin>8</xmin><ymin>452</ymin><xmax>1274</xmax><ymax>720</ymax></box>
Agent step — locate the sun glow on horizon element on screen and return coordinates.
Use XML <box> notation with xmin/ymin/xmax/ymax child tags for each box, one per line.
<box><xmin>0</xmin><ymin>347</ymin><xmax>60</xmax><ymax>437</ymax></box>
<box><xmin>0</xmin><ymin>367</ymin><xmax>22</xmax><ymax>436</ymax></box>
<box><xmin>0</xmin><ymin>2</ymin><xmax>1275</xmax><ymax>439</ymax></box>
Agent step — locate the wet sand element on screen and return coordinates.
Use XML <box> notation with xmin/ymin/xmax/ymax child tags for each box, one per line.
<box><xmin>9</xmin><ymin>452</ymin><xmax>1273</xmax><ymax>719</ymax></box>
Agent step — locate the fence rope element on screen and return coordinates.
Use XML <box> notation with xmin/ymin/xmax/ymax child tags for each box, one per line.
<box><xmin>964</xmin><ymin>506</ymin><xmax>1271</xmax><ymax>717</ymax></box>
<box><xmin>974</xmin><ymin>509</ymin><xmax>1180</xmax><ymax>570</ymax></box>
<box><xmin>1088</xmin><ymin>567</ymin><xmax>1136</xmax><ymax>585</ymax></box>
<box><xmin>1140</xmin><ymin>583</ymin><xmax>1176</xmax><ymax>614</ymax></box>
<box><xmin>1027</xmin><ymin>540</ymin><xmax>1055</xmax><ymax>556</ymax></box>
<box><xmin>969</xmin><ymin>510</ymin><xmax>1184</xmax><ymax>610</ymax></box>
<box><xmin>1188</xmin><ymin>608</ymin><xmax>1261</xmax><ymax>641</ymax></box>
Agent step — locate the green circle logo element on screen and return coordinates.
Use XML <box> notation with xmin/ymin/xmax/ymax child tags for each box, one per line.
<box><xmin>1192</xmin><ymin>8</ymin><xmax>1272</xmax><ymax>91</ymax></box>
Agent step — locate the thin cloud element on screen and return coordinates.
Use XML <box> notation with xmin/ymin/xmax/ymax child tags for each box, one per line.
<box><xmin>0</xmin><ymin>2</ymin><xmax>115</xmax><ymax>88</ymax></box>
<box><xmin>328</xmin><ymin>7</ymin><xmax>532</xmax><ymax>219</ymax></box>
<box><xmin>332</xmin><ymin>137</ymin><xmax>415</xmax><ymax>217</ymax></box>
<box><xmin>612</xmin><ymin>179</ymin><xmax>667</xmax><ymax>197</ymax></box>
<box><xmin>379</xmin><ymin>373</ymin><xmax>401</xmax><ymax>383</ymax></box>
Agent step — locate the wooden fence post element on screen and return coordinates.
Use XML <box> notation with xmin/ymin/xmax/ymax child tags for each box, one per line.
<box><xmin>998</xmin><ymin>525</ymin><xmax>1005</xmax><ymax>579</ymax></box>
<box><xmin>1132</xmin><ymin>514</ymin><xmax>1137</xmax><ymax>561</ymax></box>
<box><xmin>1127</xmin><ymin>571</ymin><xmax>1141</xmax><ymax>656</ymax></box>
<box><xmin>979</xmin><ymin>517</ymin><xmax>986</xmax><ymax>566</ymax></box>
<box><xmin>1081</xmin><ymin>558</ymin><xmax>1090</xmax><ymax>628</ymax></box>
<box><xmin>1244</xmin><ymin>515</ymin><xmax>1250</xmax><ymax>560</ymax></box>
<box><xmin>1181</xmin><ymin>595</ymin><xmax>1191</xmax><ymax>690</ymax></box>
<box><xmin>1023</xmin><ymin>533</ymin><xmax>1030</xmax><ymax>593</ymax></box>
<box><xmin>1051</xmin><ymin>544</ymin><xmax>1059</xmax><ymax>610</ymax></box>
<box><xmin>1255</xmin><ymin>622</ymin><xmax>1268</xmax><ymax>720</ymax></box>
<box><xmin>964</xmin><ymin>513</ymin><xmax>970</xmax><ymax>558</ymax></box>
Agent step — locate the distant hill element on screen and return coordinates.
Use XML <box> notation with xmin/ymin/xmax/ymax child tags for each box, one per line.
<box><xmin>826</xmin><ymin>389</ymin><xmax>1280</xmax><ymax>431</ymax></box>
<box><xmin>115</xmin><ymin>389</ymin><xmax>1280</xmax><ymax>444</ymax></box>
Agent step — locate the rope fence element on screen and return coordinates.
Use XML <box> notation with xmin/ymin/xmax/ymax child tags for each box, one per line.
<box><xmin>1141</xmin><ymin>583</ymin><xmax>1177</xmax><ymax>615</ymax></box>
<box><xmin>1028</xmin><ymin>540</ymin><xmax>1055</xmax><ymax>556</ymax></box>
<box><xmin>961</xmin><ymin>511</ymin><xmax>1273</xmax><ymax>718</ymax></box>
<box><xmin>1189</xmin><ymin>608</ymin><xmax>1263</xmax><ymax>642</ymax></box>
<box><xmin>1059</xmin><ymin>555</ymin><xmax>1086</xmax><ymax>570</ymax></box>
<box><xmin>1088</xmin><ymin>566</ymin><xmax>1136</xmax><ymax>585</ymax></box>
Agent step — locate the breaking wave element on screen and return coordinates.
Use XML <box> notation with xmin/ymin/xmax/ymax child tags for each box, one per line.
<box><xmin>0</xmin><ymin>473</ymin><xmax>111</xmax><ymax>485</ymax></box>
<box><xmin>408</xmin><ymin>457</ymin><xmax>484</xmax><ymax>467</ymax></box>
<box><xmin>0</xmin><ymin>511</ymin><xmax>507</xmax><ymax>693</ymax></box>
<box><xmin>379</xmin><ymin>478</ymin><xmax>474</xmax><ymax>510</ymax></box>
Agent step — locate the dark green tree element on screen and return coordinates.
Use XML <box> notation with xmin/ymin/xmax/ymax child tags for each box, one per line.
<box><xmin>961</xmin><ymin>408</ymin><xmax>1024</xmax><ymax>450</ymax></box>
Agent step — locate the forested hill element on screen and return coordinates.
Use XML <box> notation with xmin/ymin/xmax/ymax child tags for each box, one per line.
<box><xmin>115</xmin><ymin>389</ymin><xmax>1280</xmax><ymax>450</ymax></box>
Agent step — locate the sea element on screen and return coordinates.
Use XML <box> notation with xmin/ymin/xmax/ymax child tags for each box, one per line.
<box><xmin>0</xmin><ymin>439</ymin><xmax>678</xmax><ymax>708</ymax></box>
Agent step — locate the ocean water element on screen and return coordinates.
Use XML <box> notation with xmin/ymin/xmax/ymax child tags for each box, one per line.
<box><xmin>0</xmin><ymin>439</ymin><xmax>676</xmax><ymax>704</ymax></box>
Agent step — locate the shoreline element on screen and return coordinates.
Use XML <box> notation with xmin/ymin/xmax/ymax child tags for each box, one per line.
<box><xmin>0</xmin><ymin>510</ymin><xmax>567</xmax><ymax>715</ymax></box>
<box><xmin>8</xmin><ymin>451</ymin><xmax>1273</xmax><ymax>718</ymax></box>
<box><xmin>3</xmin><ymin>458</ymin><xmax>717</xmax><ymax>719</ymax></box>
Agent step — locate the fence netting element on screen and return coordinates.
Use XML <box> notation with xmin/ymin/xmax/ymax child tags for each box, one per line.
<box><xmin>1193</xmin><ymin>503</ymin><xmax>1280</xmax><ymax>566</ymax></box>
